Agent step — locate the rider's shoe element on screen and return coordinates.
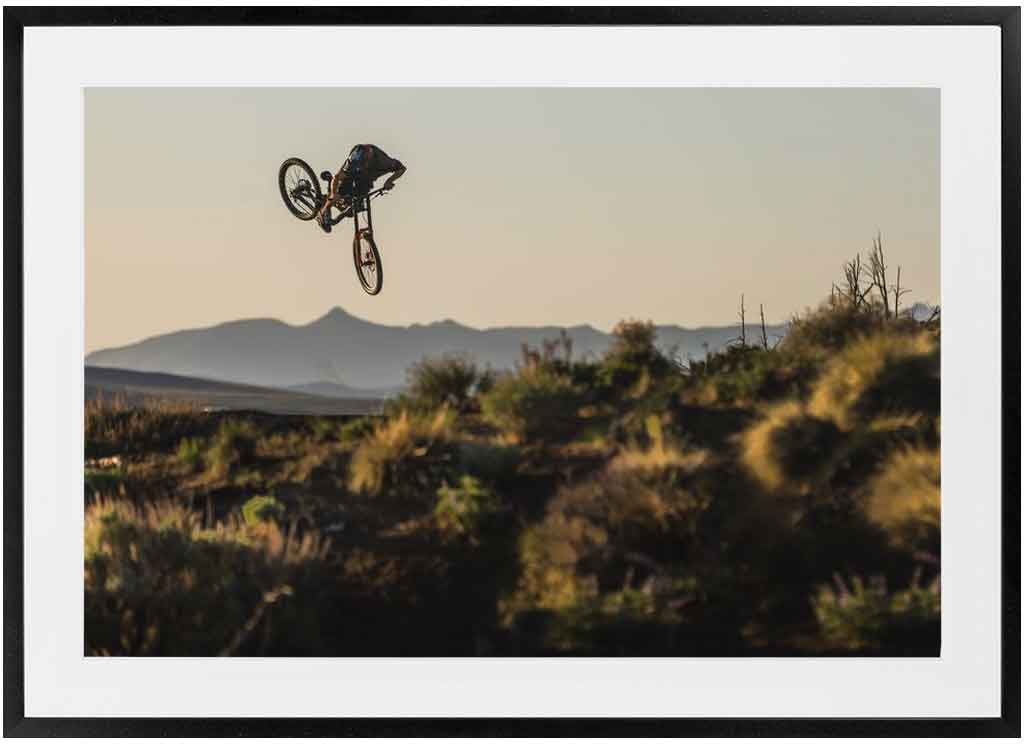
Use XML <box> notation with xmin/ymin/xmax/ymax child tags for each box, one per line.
<box><xmin>316</xmin><ymin>211</ymin><xmax>332</xmax><ymax>234</ymax></box>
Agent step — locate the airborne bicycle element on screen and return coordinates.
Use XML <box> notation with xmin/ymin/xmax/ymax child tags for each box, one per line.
<box><xmin>278</xmin><ymin>157</ymin><xmax>388</xmax><ymax>295</ymax></box>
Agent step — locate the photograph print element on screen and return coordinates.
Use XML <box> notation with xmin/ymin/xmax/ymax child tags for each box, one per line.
<box><xmin>84</xmin><ymin>87</ymin><xmax>940</xmax><ymax>657</ymax></box>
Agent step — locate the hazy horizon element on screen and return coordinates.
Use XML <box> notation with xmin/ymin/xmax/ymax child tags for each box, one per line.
<box><xmin>88</xmin><ymin>298</ymin><xmax>942</xmax><ymax>356</ymax></box>
<box><xmin>86</xmin><ymin>87</ymin><xmax>939</xmax><ymax>354</ymax></box>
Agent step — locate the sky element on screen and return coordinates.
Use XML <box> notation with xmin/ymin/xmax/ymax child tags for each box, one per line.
<box><xmin>85</xmin><ymin>87</ymin><xmax>938</xmax><ymax>353</ymax></box>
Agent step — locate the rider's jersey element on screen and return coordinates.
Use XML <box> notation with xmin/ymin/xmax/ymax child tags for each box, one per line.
<box><xmin>341</xmin><ymin>144</ymin><xmax>403</xmax><ymax>188</ymax></box>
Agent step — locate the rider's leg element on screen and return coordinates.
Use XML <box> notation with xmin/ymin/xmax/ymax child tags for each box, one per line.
<box><xmin>316</xmin><ymin>173</ymin><xmax>349</xmax><ymax>233</ymax></box>
<box><xmin>317</xmin><ymin>176</ymin><xmax>338</xmax><ymax>223</ymax></box>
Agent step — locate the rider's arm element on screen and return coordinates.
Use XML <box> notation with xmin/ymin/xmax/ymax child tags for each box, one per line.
<box><xmin>382</xmin><ymin>160</ymin><xmax>406</xmax><ymax>190</ymax></box>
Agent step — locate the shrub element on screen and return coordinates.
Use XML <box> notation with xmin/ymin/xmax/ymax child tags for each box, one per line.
<box><xmin>813</xmin><ymin>573</ymin><xmax>940</xmax><ymax>652</ymax></box>
<box><xmin>434</xmin><ymin>475</ymin><xmax>502</xmax><ymax>541</ymax></box>
<box><xmin>480</xmin><ymin>367</ymin><xmax>583</xmax><ymax>443</ymax></box>
<box><xmin>862</xmin><ymin>446</ymin><xmax>940</xmax><ymax>553</ymax></box>
<box><xmin>348</xmin><ymin>408</ymin><xmax>457</xmax><ymax>496</ymax></box>
<box><xmin>242</xmin><ymin>495</ymin><xmax>285</xmax><ymax>525</ymax></box>
<box><xmin>599</xmin><ymin>320</ymin><xmax>673</xmax><ymax>392</ymax></box>
<box><xmin>407</xmin><ymin>354</ymin><xmax>480</xmax><ymax>411</ymax></box>
<box><xmin>740</xmin><ymin>401</ymin><xmax>845</xmax><ymax>493</ymax></box>
<box><xmin>85</xmin><ymin>498</ymin><xmax>329</xmax><ymax>656</ymax></box>
<box><xmin>502</xmin><ymin>438</ymin><xmax>713</xmax><ymax>650</ymax></box>
<box><xmin>808</xmin><ymin>329</ymin><xmax>938</xmax><ymax>429</ymax></box>
<box><xmin>740</xmin><ymin>326</ymin><xmax>938</xmax><ymax>496</ymax></box>
<box><xmin>782</xmin><ymin>301</ymin><xmax>884</xmax><ymax>357</ymax></box>
<box><xmin>205</xmin><ymin>419</ymin><xmax>260</xmax><ymax>481</ymax></box>
<box><xmin>176</xmin><ymin>437</ymin><xmax>204</xmax><ymax>472</ymax></box>
<box><xmin>687</xmin><ymin>344</ymin><xmax>814</xmax><ymax>404</ymax></box>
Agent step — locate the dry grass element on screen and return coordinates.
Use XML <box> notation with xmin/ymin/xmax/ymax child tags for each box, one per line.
<box><xmin>85</xmin><ymin>394</ymin><xmax>207</xmax><ymax>458</ymax></box>
<box><xmin>348</xmin><ymin>408</ymin><xmax>455</xmax><ymax>495</ymax></box>
<box><xmin>85</xmin><ymin>497</ymin><xmax>329</xmax><ymax>564</ymax></box>
<box><xmin>609</xmin><ymin>415</ymin><xmax>708</xmax><ymax>475</ymax></box>
<box><xmin>85</xmin><ymin>497</ymin><xmax>329</xmax><ymax>655</ymax></box>
<box><xmin>204</xmin><ymin>419</ymin><xmax>260</xmax><ymax>481</ymax></box>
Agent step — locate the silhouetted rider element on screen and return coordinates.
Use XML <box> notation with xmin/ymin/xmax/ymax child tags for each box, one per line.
<box><xmin>316</xmin><ymin>143</ymin><xmax>406</xmax><ymax>233</ymax></box>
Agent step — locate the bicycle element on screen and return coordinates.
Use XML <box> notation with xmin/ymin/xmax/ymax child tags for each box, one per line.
<box><xmin>278</xmin><ymin>157</ymin><xmax>389</xmax><ymax>295</ymax></box>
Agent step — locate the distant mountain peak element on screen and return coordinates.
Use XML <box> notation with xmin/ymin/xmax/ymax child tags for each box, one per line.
<box><xmin>309</xmin><ymin>306</ymin><xmax>373</xmax><ymax>328</ymax></box>
<box><xmin>321</xmin><ymin>306</ymin><xmax>352</xmax><ymax>321</ymax></box>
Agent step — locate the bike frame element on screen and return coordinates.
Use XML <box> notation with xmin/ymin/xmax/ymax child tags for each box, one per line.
<box><xmin>326</xmin><ymin>186</ymin><xmax>387</xmax><ymax>235</ymax></box>
<box><xmin>350</xmin><ymin>187</ymin><xmax>386</xmax><ymax>237</ymax></box>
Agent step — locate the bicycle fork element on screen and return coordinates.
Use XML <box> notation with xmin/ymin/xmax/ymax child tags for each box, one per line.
<box><xmin>352</xmin><ymin>195</ymin><xmax>374</xmax><ymax>247</ymax></box>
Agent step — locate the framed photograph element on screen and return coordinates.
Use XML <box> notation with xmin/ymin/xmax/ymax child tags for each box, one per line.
<box><xmin>4</xmin><ymin>5</ymin><xmax>1019</xmax><ymax>737</ymax></box>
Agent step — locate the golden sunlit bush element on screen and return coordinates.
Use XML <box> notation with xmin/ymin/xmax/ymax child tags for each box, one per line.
<box><xmin>740</xmin><ymin>326</ymin><xmax>938</xmax><ymax>497</ymax></box>
<box><xmin>863</xmin><ymin>446</ymin><xmax>940</xmax><ymax>552</ymax></box>
<box><xmin>348</xmin><ymin>408</ymin><xmax>457</xmax><ymax>496</ymax></box>
<box><xmin>808</xmin><ymin>329</ymin><xmax>938</xmax><ymax>429</ymax></box>
<box><xmin>85</xmin><ymin>498</ymin><xmax>329</xmax><ymax>656</ymax></box>
<box><xmin>739</xmin><ymin>401</ymin><xmax>845</xmax><ymax>493</ymax></box>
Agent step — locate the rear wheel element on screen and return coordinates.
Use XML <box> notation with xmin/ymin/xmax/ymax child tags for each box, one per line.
<box><xmin>353</xmin><ymin>230</ymin><xmax>383</xmax><ymax>295</ymax></box>
<box><xmin>278</xmin><ymin>158</ymin><xmax>322</xmax><ymax>220</ymax></box>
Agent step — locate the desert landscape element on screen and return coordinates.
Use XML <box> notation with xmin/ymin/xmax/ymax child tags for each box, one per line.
<box><xmin>85</xmin><ymin>255</ymin><xmax>941</xmax><ymax>656</ymax></box>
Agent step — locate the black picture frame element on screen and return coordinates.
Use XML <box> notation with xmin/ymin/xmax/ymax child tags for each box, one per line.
<box><xmin>3</xmin><ymin>5</ymin><xmax>1019</xmax><ymax>738</ymax></box>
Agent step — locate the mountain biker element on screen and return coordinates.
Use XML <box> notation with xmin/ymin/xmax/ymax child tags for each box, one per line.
<box><xmin>316</xmin><ymin>143</ymin><xmax>406</xmax><ymax>234</ymax></box>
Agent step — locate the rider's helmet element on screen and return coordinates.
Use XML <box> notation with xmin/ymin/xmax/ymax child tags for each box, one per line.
<box><xmin>348</xmin><ymin>144</ymin><xmax>367</xmax><ymax>174</ymax></box>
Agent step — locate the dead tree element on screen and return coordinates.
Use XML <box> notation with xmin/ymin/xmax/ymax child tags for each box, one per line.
<box><xmin>838</xmin><ymin>253</ymin><xmax>873</xmax><ymax>310</ymax></box>
<box><xmin>759</xmin><ymin>304</ymin><xmax>769</xmax><ymax>350</ymax></box>
<box><xmin>868</xmin><ymin>233</ymin><xmax>891</xmax><ymax>318</ymax></box>
<box><xmin>738</xmin><ymin>294</ymin><xmax>747</xmax><ymax>346</ymax></box>
<box><xmin>891</xmin><ymin>265</ymin><xmax>911</xmax><ymax>318</ymax></box>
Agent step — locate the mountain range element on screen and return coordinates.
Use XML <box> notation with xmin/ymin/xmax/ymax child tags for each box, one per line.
<box><xmin>82</xmin><ymin>303</ymin><xmax>933</xmax><ymax>392</ymax></box>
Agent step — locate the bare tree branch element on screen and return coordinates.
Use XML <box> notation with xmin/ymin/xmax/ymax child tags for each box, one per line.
<box><xmin>759</xmin><ymin>303</ymin><xmax>769</xmax><ymax>350</ymax></box>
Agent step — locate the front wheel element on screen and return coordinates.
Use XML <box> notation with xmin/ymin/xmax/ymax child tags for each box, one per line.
<box><xmin>353</xmin><ymin>230</ymin><xmax>383</xmax><ymax>295</ymax></box>
<box><xmin>278</xmin><ymin>157</ymin><xmax>322</xmax><ymax>221</ymax></box>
